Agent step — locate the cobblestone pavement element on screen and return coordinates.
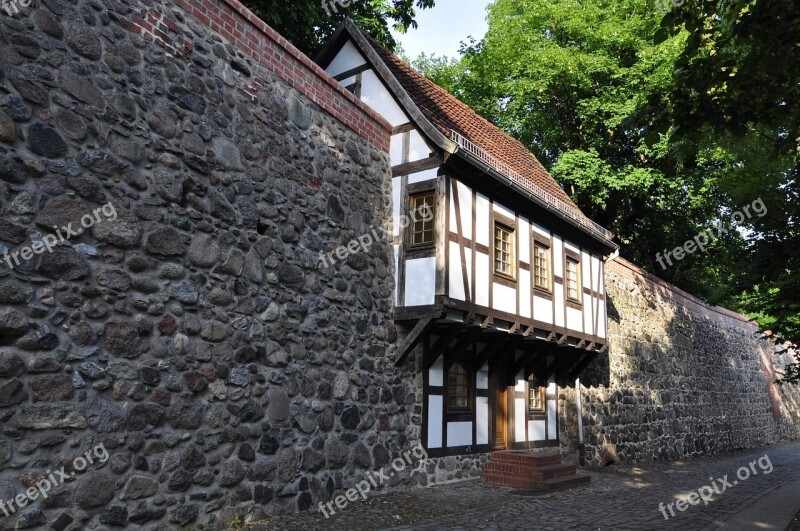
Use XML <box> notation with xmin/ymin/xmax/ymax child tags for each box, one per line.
<box><xmin>256</xmin><ymin>443</ymin><xmax>800</xmax><ymax>530</ymax></box>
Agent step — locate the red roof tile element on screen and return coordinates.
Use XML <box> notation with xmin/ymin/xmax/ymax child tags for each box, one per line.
<box><xmin>367</xmin><ymin>37</ymin><xmax>589</xmax><ymax>219</ymax></box>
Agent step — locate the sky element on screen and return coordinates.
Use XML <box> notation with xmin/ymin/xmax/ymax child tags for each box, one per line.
<box><xmin>389</xmin><ymin>0</ymin><xmax>492</xmax><ymax>60</ymax></box>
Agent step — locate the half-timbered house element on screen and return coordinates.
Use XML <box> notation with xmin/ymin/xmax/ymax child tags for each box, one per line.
<box><xmin>317</xmin><ymin>21</ymin><xmax>619</xmax><ymax>457</ymax></box>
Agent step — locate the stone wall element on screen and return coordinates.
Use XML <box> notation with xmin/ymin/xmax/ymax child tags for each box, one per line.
<box><xmin>559</xmin><ymin>258</ymin><xmax>800</xmax><ymax>466</ymax></box>
<box><xmin>0</xmin><ymin>0</ymin><xmax>421</xmax><ymax>528</ymax></box>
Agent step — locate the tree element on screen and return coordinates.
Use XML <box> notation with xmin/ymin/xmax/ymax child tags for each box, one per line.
<box><xmin>242</xmin><ymin>0</ymin><xmax>435</xmax><ymax>56</ymax></box>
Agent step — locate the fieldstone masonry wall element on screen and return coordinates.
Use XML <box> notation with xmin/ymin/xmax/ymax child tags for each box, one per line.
<box><xmin>560</xmin><ymin>258</ymin><xmax>800</xmax><ymax>466</ymax></box>
<box><xmin>0</xmin><ymin>0</ymin><xmax>423</xmax><ymax>528</ymax></box>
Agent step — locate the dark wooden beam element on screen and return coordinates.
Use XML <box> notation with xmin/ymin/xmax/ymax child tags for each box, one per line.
<box><xmin>424</xmin><ymin>326</ymin><xmax>460</xmax><ymax>370</ymax></box>
<box><xmin>443</xmin><ymin>330</ymin><xmax>479</xmax><ymax>372</ymax></box>
<box><xmin>556</xmin><ymin>353</ymin><xmax>586</xmax><ymax>383</ymax></box>
<box><xmin>333</xmin><ymin>63</ymin><xmax>371</xmax><ymax>81</ymax></box>
<box><xmin>481</xmin><ymin>316</ymin><xmax>494</xmax><ymax>329</ymax></box>
<box><xmin>394</xmin><ymin>317</ymin><xmax>436</xmax><ymax>366</ymax></box>
<box><xmin>391</xmin><ymin>155</ymin><xmax>441</xmax><ymax>178</ymax></box>
<box><xmin>542</xmin><ymin>354</ymin><xmax>573</xmax><ymax>382</ymax></box>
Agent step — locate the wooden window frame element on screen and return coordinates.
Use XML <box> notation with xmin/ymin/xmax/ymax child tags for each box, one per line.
<box><xmin>406</xmin><ymin>188</ymin><xmax>436</xmax><ymax>251</ymax></box>
<box><xmin>492</xmin><ymin>218</ymin><xmax>517</xmax><ymax>283</ymax></box>
<box><xmin>565</xmin><ymin>251</ymin><xmax>582</xmax><ymax>305</ymax></box>
<box><xmin>446</xmin><ymin>361</ymin><xmax>473</xmax><ymax>422</ymax></box>
<box><xmin>527</xmin><ymin>373</ymin><xmax>546</xmax><ymax>418</ymax></box>
<box><xmin>533</xmin><ymin>238</ymin><xmax>552</xmax><ymax>294</ymax></box>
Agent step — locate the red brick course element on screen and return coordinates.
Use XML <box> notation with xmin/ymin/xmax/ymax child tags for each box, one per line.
<box><xmin>123</xmin><ymin>0</ymin><xmax>391</xmax><ymax>151</ymax></box>
<box><xmin>607</xmin><ymin>257</ymin><xmax>758</xmax><ymax>332</ymax></box>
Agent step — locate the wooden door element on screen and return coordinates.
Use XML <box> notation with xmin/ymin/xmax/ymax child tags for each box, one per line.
<box><xmin>489</xmin><ymin>362</ymin><xmax>507</xmax><ymax>450</ymax></box>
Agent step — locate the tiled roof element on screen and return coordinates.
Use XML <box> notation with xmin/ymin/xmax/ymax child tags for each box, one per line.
<box><xmin>366</xmin><ymin>37</ymin><xmax>590</xmax><ymax>222</ymax></box>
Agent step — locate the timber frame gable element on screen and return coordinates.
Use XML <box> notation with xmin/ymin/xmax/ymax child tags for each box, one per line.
<box><xmin>317</xmin><ymin>21</ymin><xmax>619</xmax><ymax>457</ymax></box>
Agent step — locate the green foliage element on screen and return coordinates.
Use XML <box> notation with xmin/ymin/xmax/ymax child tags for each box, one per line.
<box><xmin>242</xmin><ymin>0</ymin><xmax>435</xmax><ymax>56</ymax></box>
<box><xmin>415</xmin><ymin>0</ymin><xmax>799</xmax><ymax>381</ymax></box>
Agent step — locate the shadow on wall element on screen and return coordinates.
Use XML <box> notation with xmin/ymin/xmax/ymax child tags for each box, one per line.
<box><xmin>559</xmin><ymin>262</ymin><xmax>800</xmax><ymax>467</ymax></box>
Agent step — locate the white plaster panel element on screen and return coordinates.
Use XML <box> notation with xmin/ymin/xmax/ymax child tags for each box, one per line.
<box><xmin>531</xmin><ymin>222</ymin><xmax>549</xmax><ymax>238</ymax></box>
<box><xmin>326</xmin><ymin>40</ymin><xmax>366</xmax><ymax>77</ymax></box>
<box><xmin>582</xmin><ymin>250</ymin><xmax>591</xmax><ymax>290</ymax></box>
<box><xmin>429</xmin><ymin>355</ymin><xmax>443</xmax><ymax>387</ymax></box>
<box><xmin>529</xmin><ymin>420</ymin><xmax>546</xmax><ymax>441</ymax></box>
<box><xmin>448</xmin><ymin>241</ymin><xmax>465</xmax><ymax>301</ymax></box>
<box><xmin>393</xmin><ymin>245</ymin><xmax>399</xmax><ymax>304</ymax></box>
<box><xmin>553</xmin><ymin>237</ymin><xmax>563</xmax><ymax>277</ymax></box>
<box><xmin>428</xmin><ymin>395</ymin><xmax>443</xmax><ymax>448</ymax></box>
<box><xmin>493</xmin><ymin>282</ymin><xmax>516</xmax><ymax>314</ymax></box>
<box><xmin>447</xmin><ymin>422</ymin><xmax>473</xmax><ymax>447</ymax></box>
<box><xmin>554</xmin><ymin>284</ymin><xmax>565</xmax><ymax>327</ymax></box>
<box><xmin>547</xmin><ymin>400</ymin><xmax>557</xmax><ymax>440</ymax></box>
<box><xmin>390</xmin><ymin>134</ymin><xmax>404</xmax><ymax>166</ymax></box>
<box><xmin>519</xmin><ymin>272</ymin><xmax>532</xmax><ymax>319</ymax></box>
<box><xmin>408</xmin><ymin>130</ymin><xmax>431</xmax><ymax>162</ymax></box>
<box><xmin>493</xmin><ymin>201</ymin><xmax>515</xmax><ymax>220</ymax></box>
<box><xmin>584</xmin><ymin>298</ymin><xmax>594</xmax><ymax>335</ymax></box>
<box><xmin>475</xmin><ymin>193</ymin><xmax>490</xmax><ymax>246</ymax></box>
<box><xmin>457</xmin><ymin>181</ymin><xmax>473</xmax><ymax>240</ymax></box>
<box><xmin>361</xmin><ymin>70</ymin><xmax>408</xmax><ymax>126</ymax></box>
<box><xmin>567</xmin><ymin>307</ymin><xmax>583</xmax><ymax>333</ymax></box>
<box><xmin>534</xmin><ymin>295</ymin><xmax>553</xmax><ymax>324</ymax></box>
<box><xmin>475</xmin><ymin>252</ymin><xmax>490</xmax><ymax>306</ymax></box>
<box><xmin>405</xmin><ymin>257</ymin><xmax>436</xmax><ymax>306</ymax></box>
<box><xmin>392</xmin><ymin>177</ymin><xmax>401</xmax><ymax>238</ymax></box>
<box><xmin>476</xmin><ymin>397</ymin><xmax>489</xmax><ymax>445</ymax></box>
<box><xmin>518</xmin><ymin>217</ymin><xmax>530</xmax><ymax>264</ymax></box>
<box><xmin>476</xmin><ymin>362</ymin><xmax>489</xmax><ymax>389</ymax></box>
<box><xmin>515</xmin><ymin>398</ymin><xmax>526</xmax><ymax>442</ymax></box>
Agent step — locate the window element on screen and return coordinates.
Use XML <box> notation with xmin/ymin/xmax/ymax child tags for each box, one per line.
<box><xmin>533</xmin><ymin>242</ymin><xmax>551</xmax><ymax>290</ymax></box>
<box><xmin>528</xmin><ymin>373</ymin><xmax>545</xmax><ymax>412</ymax></box>
<box><xmin>494</xmin><ymin>223</ymin><xmax>515</xmax><ymax>279</ymax></box>
<box><xmin>566</xmin><ymin>257</ymin><xmax>581</xmax><ymax>302</ymax></box>
<box><xmin>447</xmin><ymin>363</ymin><xmax>470</xmax><ymax>411</ymax></box>
<box><xmin>409</xmin><ymin>192</ymin><xmax>435</xmax><ymax>247</ymax></box>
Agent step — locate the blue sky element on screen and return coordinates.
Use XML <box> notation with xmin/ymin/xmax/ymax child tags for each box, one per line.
<box><xmin>390</xmin><ymin>0</ymin><xmax>492</xmax><ymax>60</ymax></box>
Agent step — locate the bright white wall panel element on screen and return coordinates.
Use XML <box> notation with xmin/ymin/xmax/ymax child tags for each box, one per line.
<box><xmin>564</xmin><ymin>240</ymin><xmax>580</xmax><ymax>254</ymax></box>
<box><xmin>519</xmin><ymin>272</ymin><xmax>532</xmax><ymax>319</ymax></box>
<box><xmin>582</xmin><ymin>250</ymin><xmax>591</xmax><ymax>289</ymax></box>
<box><xmin>390</xmin><ymin>134</ymin><xmax>404</xmax><ymax>166</ymax></box>
<box><xmin>392</xmin><ymin>177</ymin><xmax>401</xmax><ymax>237</ymax></box>
<box><xmin>475</xmin><ymin>194</ymin><xmax>490</xmax><ymax>246</ymax></box>
<box><xmin>529</xmin><ymin>420</ymin><xmax>546</xmax><ymax>441</ymax></box>
<box><xmin>405</xmin><ymin>257</ymin><xmax>436</xmax><ymax>306</ymax></box>
<box><xmin>534</xmin><ymin>295</ymin><xmax>553</xmax><ymax>324</ymax></box>
<box><xmin>476</xmin><ymin>362</ymin><xmax>489</xmax><ymax>389</ymax></box>
<box><xmin>476</xmin><ymin>397</ymin><xmax>489</xmax><ymax>445</ymax></box>
<box><xmin>447</xmin><ymin>422</ymin><xmax>473</xmax><ymax>447</ymax></box>
<box><xmin>326</xmin><ymin>40</ymin><xmax>366</xmax><ymax>77</ymax></box>
<box><xmin>407</xmin><ymin>130</ymin><xmax>432</xmax><ymax>162</ymax></box>
<box><xmin>428</xmin><ymin>395</ymin><xmax>443</xmax><ymax>448</ymax></box>
<box><xmin>591</xmin><ymin>255</ymin><xmax>602</xmax><ymax>292</ymax></box>
<box><xmin>448</xmin><ymin>242</ymin><xmax>466</xmax><ymax>301</ymax></box>
<box><xmin>457</xmin><ymin>181</ymin><xmax>472</xmax><ymax>240</ymax></box>
<box><xmin>554</xmin><ymin>284</ymin><xmax>565</xmax><ymax>327</ymax></box>
<box><xmin>475</xmin><ymin>252</ymin><xmax>490</xmax><ymax>306</ymax></box>
<box><xmin>493</xmin><ymin>283</ymin><xmax>516</xmax><ymax>314</ymax></box>
<box><xmin>429</xmin><ymin>355</ymin><xmax>443</xmax><ymax>387</ymax></box>
<box><xmin>361</xmin><ymin>70</ymin><xmax>408</xmax><ymax>126</ymax></box>
<box><xmin>514</xmin><ymin>398</ymin><xmax>526</xmax><ymax>442</ymax></box>
<box><xmin>584</xmin><ymin>299</ymin><xmax>594</xmax><ymax>335</ymax></box>
<box><xmin>518</xmin><ymin>217</ymin><xmax>530</xmax><ymax>264</ymax></box>
<box><xmin>567</xmin><ymin>307</ymin><xmax>583</xmax><ymax>332</ymax></box>
<box><xmin>598</xmin><ymin>298</ymin><xmax>607</xmax><ymax>338</ymax></box>
<box><xmin>393</xmin><ymin>245</ymin><xmax>399</xmax><ymax>304</ymax></box>
<box><xmin>553</xmin><ymin>237</ymin><xmax>563</xmax><ymax>277</ymax></box>
<box><xmin>493</xmin><ymin>202</ymin><xmax>515</xmax><ymax>220</ymax></box>
<box><xmin>531</xmin><ymin>222</ymin><xmax>549</xmax><ymax>238</ymax></box>
<box><xmin>547</xmin><ymin>400</ymin><xmax>557</xmax><ymax>440</ymax></box>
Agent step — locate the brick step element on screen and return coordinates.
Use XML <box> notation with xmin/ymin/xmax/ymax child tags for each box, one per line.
<box><xmin>488</xmin><ymin>451</ymin><xmax>562</xmax><ymax>467</ymax></box>
<box><xmin>484</xmin><ymin>462</ymin><xmax>576</xmax><ymax>480</ymax></box>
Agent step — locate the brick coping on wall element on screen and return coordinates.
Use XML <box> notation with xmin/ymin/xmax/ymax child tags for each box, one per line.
<box><xmin>607</xmin><ymin>257</ymin><xmax>759</xmax><ymax>332</ymax></box>
<box><xmin>133</xmin><ymin>0</ymin><xmax>392</xmax><ymax>150</ymax></box>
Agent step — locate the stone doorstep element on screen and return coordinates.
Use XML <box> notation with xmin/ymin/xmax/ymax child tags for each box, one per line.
<box><xmin>483</xmin><ymin>450</ymin><xmax>591</xmax><ymax>492</ymax></box>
